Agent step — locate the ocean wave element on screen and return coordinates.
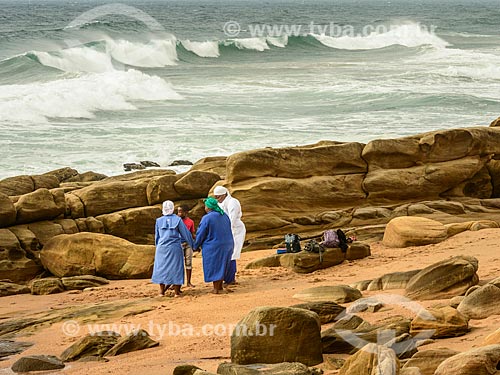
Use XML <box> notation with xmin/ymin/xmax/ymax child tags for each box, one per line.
<box><xmin>180</xmin><ymin>40</ymin><xmax>219</xmax><ymax>58</ymax></box>
<box><xmin>0</xmin><ymin>69</ymin><xmax>182</xmax><ymax>123</ymax></box>
<box><xmin>311</xmin><ymin>23</ymin><xmax>449</xmax><ymax>50</ymax></box>
<box><xmin>224</xmin><ymin>37</ymin><xmax>270</xmax><ymax>52</ymax></box>
<box><xmin>31</xmin><ymin>48</ymin><xmax>115</xmax><ymax>73</ymax></box>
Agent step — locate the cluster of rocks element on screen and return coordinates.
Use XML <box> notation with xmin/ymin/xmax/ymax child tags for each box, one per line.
<box><xmin>10</xmin><ymin>329</ymin><xmax>159</xmax><ymax>373</ymax></box>
<box><xmin>2</xmin><ymin>126</ymin><xmax>500</xmax><ymax>288</ymax></box>
<box><xmin>176</xmin><ymin>255</ymin><xmax>500</xmax><ymax>375</ymax></box>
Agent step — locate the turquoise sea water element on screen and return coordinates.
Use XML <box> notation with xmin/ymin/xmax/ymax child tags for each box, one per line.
<box><xmin>1</xmin><ymin>0</ymin><xmax>500</xmax><ymax>178</ymax></box>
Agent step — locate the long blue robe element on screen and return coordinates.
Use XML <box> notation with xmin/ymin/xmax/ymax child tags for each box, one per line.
<box><xmin>151</xmin><ymin>214</ymin><xmax>194</xmax><ymax>285</ymax></box>
<box><xmin>194</xmin><ymin>211</ymin><xmax>234</xmax><ymax>282</ymax></box>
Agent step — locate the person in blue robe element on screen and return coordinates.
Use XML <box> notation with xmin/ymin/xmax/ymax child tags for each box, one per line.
<box><xmin>194</xmin><ymin>197</ymin><xmax>234</xmax><ymax>294</ymax></box>
<box><xmin>152</xmin><ymin>200</ymin><xmax>194</xmax><ymax>297</ymax></box>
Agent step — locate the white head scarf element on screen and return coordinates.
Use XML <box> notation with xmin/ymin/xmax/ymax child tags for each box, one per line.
<box><xmin>214</xmin><ymin>186</ymin><xmax>230</xmax><ymax>197</ymax></box>
<box><xmin>162</xmin><ymin>200</ymin><xmax>175</xmax><ymax>215</ymax></box>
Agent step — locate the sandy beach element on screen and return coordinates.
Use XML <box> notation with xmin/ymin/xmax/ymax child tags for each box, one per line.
<box><xmin>1</xmin><ymin>228</ymin><xmax>499</xmax><ymax>374</ymax></box>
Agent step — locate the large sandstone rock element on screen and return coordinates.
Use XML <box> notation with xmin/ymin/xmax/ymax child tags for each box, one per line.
<box><xmin>72</xmin><ymin>180</ymin><xmax>150</xmax><ymax>217</ymax></box>
<box><xmin>0</xmin><ymin>175</ymin><xmax>35</xmax><ymax>196</ymax></box>
<box><xmin>0</xmin><ymin>193</ymin><xmax>16</xmax><ymax>227</ymax></box>
<box><xmin>293</xmin><ymin>285</ymin><xmax>362</xmax><ymax>303</ymax></box>
<box><xmin>146</xmin><ymin>175</ymin><xmax>181</xmax><ymax>205</ymax></box>
<box><xmin>410</xmin><ymin>306</ymin><xmax>469</xmax><ymax>338</ymax></box>
<box><xmin>364</xmin><ymin>156</ymin><xmax>487</xmax><ymax>201</ymax></box>
<box><xmin>363</xmin><ymin>127</ymin><xmax>500</xmax><ymax>168</ymax></box>
<box><xmin>351</xmin><ymin>269</ymin><xmax>421</xmax><ymax>291</ymax></box>
<box><xmin>191</xmin><ymin>156</ymin><xmax>227</xmax><ymax>177</ymax></box>
<box><xmin>226</xmin><ymin>142</ymin><xmax>367</xmax><ymax>184</ymax></box>
<box><xmin>434</xmin><ymin>344</ymin><xmax>500</xmax><ymax>375</ymax></box>
<box><xmin>0</xmin><ymin>228</ymin><xmax>42</xmax><ymax>283</ymax></box>
<box><xmin>405</xmin><ymin>255</ymin><xmax>479</xmax><ymax>300</ymax></box>
<box><xmin>338</xmin><ymin>343</ymin><xmax>400</xmax><ymax>375</ymax></box>
<box><xmin>231</xmin><ymin>307</ymin><xmax>323</xmax><ymax>366</ymax></box>
<box><xmin>96</xmin><ymin>206</ymin><xmax>161</xmax><ymax>244</ymax></box>
<box><xmin>457</xmin><ymin>283</ymin><xmax>500</xmax><ymax>319</ymax></box>
<box><xmin>483</xmin><ymin>328</ymin><xmax>500</xmax><ymax>346</ymax></box>
<box><xmin>15</xmin><ymin>188</ymin><xmax>65</xmax><ymax>224</ymax></box>
<box><xmin>279</xmin><ymin>248</ymin><xmax>345</xmax><ymax>273</ymax></box>
<box><xmin>174</xmin><ymin>171</ymin><xmax>220</xmax><ymax>198</ymax></box>
<box><xmin>402</xmin><ymin>348</ymin><xmax>460</xmax><ymax>375</ymax></box>
<box><xmin>383</xmin><ymin>217</ymin><xmax>448</xmax><ymax>248</ymax></box>
<box><xmin>232</xmin><ymin>174</ymin><xmax>367</xmax><ymax>216</ymax></box>
<box><xmin>40</xmin><ymin>233</ymin><xmax>155</xmax><ymax>279</ymax></box>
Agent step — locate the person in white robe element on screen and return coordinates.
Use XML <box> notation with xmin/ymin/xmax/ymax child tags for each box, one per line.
<box><xmin>213</xmin><ymin>186</ymin><xmax>246</xmax><ymax>284</ymax></box>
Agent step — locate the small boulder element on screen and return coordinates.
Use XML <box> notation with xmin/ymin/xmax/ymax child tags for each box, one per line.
<box><xmin>405</xmin><ymin>255</ymin><xmax>479</xmax><ymax>300</ymax></box>
<box><xmin>338</xmin><ymin>343</ymin><xmax>399</xmax><ymax>375</ymax></box>
<box><xmin>61</xmin><ymin>332</ymin><xmax>120</xmax><ymax>362</ymax></box>
<box><xmin>383</xmin><ymin>217</ymin><xmax>448</xmax><ymax>248</ymax></box>
<box><xmin>457</xmin><ymin>283</ymin><xmax>500</xmax><ymax>319</ymax></box>
<box><xmin>0</xmin><ymin>281</ymin><xmax>30</xmax><ymax>297</ymax></box>
<box><xmin>104</xmin><ymin>329</ymin><xmax>159</xmax><ymax>356</ymax></box>
<box><xmin>434</xmin><ymin>344</ymin><xmax>500</xmax><ymax>375</ymax></box>
<box><xmin>11</xmin><ymin>355</ymin><xmax>64</xmax><ymax>372</ymax></box>
<box><xmin>231</xmin><ymin>307</ymin><xmax>323</xmax><ymax>366</ymax></box>
<box><xmin>61</xmin><ymin>275</ymin><xmax>109</xmax><ymax>290</ymax></box>
<box><xmin>245</xmin><ymin>254</ymin><xmax>283</xmax><ymax>269</ymax></box>
<box><xmin>410</xmin><ymin>306</ymin><xmax>469</xmax><ymax>338</ymax></box>
<box><xmin>30</xmin><ymin>278</ymin><xmax>64</xmax><ymax>295</ymax></box>
<box><xmin>173</xmin><ymin>365</ymin><xmax>203</xmax><ymax>375</ymax></box>
<box><xmin>402</xmin><ymin>348</ymin><xmax>460</xmax><ymax>375</ymax></box>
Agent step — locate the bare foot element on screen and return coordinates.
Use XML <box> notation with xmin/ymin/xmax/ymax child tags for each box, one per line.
<box><xmin>186</xmin><ymin>283</ymin><xmax>195</xmax><ymax>288</ymax></box>
<box><xmin>174</xmin><ymin>294</ymin><xmax>182</xmax><ymax>298</ymax></box>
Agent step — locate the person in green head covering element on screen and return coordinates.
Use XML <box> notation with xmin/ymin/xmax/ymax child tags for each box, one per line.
<box><xmin>194</xmin><ymin>197</ymin><xmax>234</xmax><ymax>294</ymax></box>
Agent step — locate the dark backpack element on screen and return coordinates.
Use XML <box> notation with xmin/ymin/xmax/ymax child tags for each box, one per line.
<box><xmin>284</xmin><ymin>233</ymin><xmax>301</xmax><ymax>253</ymax></box>
<box><xmin>337</xmin><ymin>229</ymin><xmax>349</xmax><ymax>253</ymax></box>
<box><xmin>304</xmin><ymin>239</ymin><xmax>325</xmax><ymax>263</ymax></box>
<box><xmin>322</xmin><ymin>229</ymin><xmax>340</xmax><ymax>248</ymax></box>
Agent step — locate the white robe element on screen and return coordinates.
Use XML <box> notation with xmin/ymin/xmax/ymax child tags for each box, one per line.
<box><xmin>219</xmin><ymin>193</ymin><xmax>246</xmax><ymax>260</ymax></box>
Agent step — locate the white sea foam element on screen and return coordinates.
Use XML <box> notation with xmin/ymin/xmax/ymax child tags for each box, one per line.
<box><xmin>312</xmin><ymin>23</ymin><xmax>449</xmax><ymax>50</ymax></box>
<box><xmin>229</xmin><ymin>38</ymin><xmax>270</xmax><ymax>51</ymax></box>
<box><xmin>181</xmin><ymin>40</ymin><xmax>220</xmax><ymax>57</ymax></box>
<box><xmin>107</xmin><ymin>39</ymin><xmax>178</xmax><ymax>67</ymax></box>
<box><xmin>0</xmin><ymin>69</ymin><xmax>183</xmax><ymax>123</ymax></box>
<box><xmin>34</xmin><ymin>47</ymin><xmax>114</xmax><ymax>73</ymax></box>
<box><xmin>266</xmin><ymin>35</ymin><xmax>288</xmax><ymax>48</ymax></box>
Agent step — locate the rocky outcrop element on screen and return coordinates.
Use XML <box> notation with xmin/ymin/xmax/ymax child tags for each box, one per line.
<box><xmin>40</xmin><ymin>233</ymin><xmax>155</xmax><ymax>279</ymax></box>
<box><xmin>30</xmin><ymin>277</ymin><xmax>65</xmax><ymax>295</ymax></box>
<box><xmin>351</xmin><ymin>269</ymin><xmax>421</xmax><ymax>291</ymax></box>
<box><xmin>383</xmin><ymin>217</ymin><xmax>448</xmax><ymax>248</ymax></box>
<box><xmin>402</xmin><ymin>348</ymin><xmax>460</xmax><ymax>375</ymax></box>
<box><xmin>434</xmin><ymin>344</ymin><xmax>500</xmax><ymax>375</ymax></box>
<box><xmin>405</xmin><ymin>255</ymin><xmax>479</xmax><ymax>300</ymax></box>
<box><xmin>291</xmin><ymin>301</ymin><xmax>346</xmax><ymax>324</ymax></box>
<box><xmin>410</xmin><ymin>306</ymin><xmax>469</xmax><ymax>338</ymax></box>
<box><xmin>293</xmin><ymin>285</ymin><xmax>362</xmax><ymax>303</ymax></box>
<box><xmin>61</xmin><ymin>333</ymin><xmax>120</xmax><ymax>361</ymax></box>
<box><xmin>457</xmin><ymin>282</ymin><xmax>500</xmax><ymax>319</ymax></box>
<box><xmin>104</xmin><ymin>329</ymin><xmax>159</xmax><ymax>356</ymax></box>
<box><xmin>0</xmin><ymin>228</ymin><xmax>42</xmax><ymax>283</ymax></box>
<box><xmin>217</xmin><ymin>362</ymin><xmax>318</xmax><ymax>375</ymax></box>
<box><xmin>0</xmin><ymin>281</ymin><xmax>30</xmax><ymax>296</ymax></box>
<box><xmin>338</xmin><ymin>343</ymin><xmax>399</xmax><ymax>375</ymax></box>
<box><xmin>0</xmin><ymin>193</ymin><xmax>16</xmax><ymax>227</ymax></box>
<box><xmin>231</xmin><ymin>307</ymin><xmax>323</xmax><ymax>366</ymax></box>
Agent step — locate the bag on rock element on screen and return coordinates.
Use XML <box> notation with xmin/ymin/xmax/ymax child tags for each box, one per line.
<box><xmin>336</xmin><ymin>229</ymin><xmax>349</xmax><ymax>253</ymax></box>
<box><xmin>322</xmin><ymin>229</ymin><xmax>340</xmax><ymax>248</ymax></box>
<box><xmin>304</xmin><ymin>239</ymin><xmax>325</xmax><ymax>263</ymax></box>
<box><xmin>284</xmin><ymin>233</ymin><xmax>301</xmax><ymax>253</ymax></box>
